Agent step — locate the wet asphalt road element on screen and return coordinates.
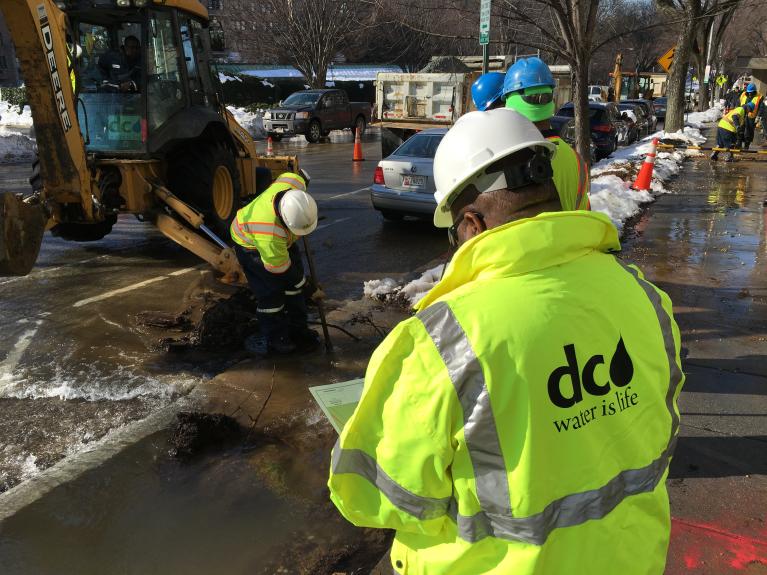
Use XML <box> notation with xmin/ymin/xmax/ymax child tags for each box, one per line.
<box><xmin>0</xmin><ymin>128</ymin><xmax>447</xmax><ymax>491</ymax></box>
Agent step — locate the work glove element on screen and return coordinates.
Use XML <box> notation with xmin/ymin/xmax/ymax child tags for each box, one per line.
<box><xmin>302</xmin><ymin>276</ymin><xmax>325</xmax><ymax>303</ymax></box>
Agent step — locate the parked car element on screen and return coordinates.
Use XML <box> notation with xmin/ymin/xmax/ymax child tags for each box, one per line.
<box><xmin>617</xmin><ymin>103</ymin><xmax>647</xmax><ymax>143</ymax></box>
<box><xmin>652</xmin><ymin>97</ymin><xmax>667</xmax><ymax>120</ymax></box>
<box><xmin>624</xmin><ymin>99</ymin><xmax>658</xmax><ymax>132</ymax></box>
<box><xmin>549</xmin><ymin>115</ymin><xmax>598</xmax><ymax>164</ymax></box>
<box><xmin>557</xmin><ymin>102</ymin><xmax>621</xmax><ymax>159</ymax></box>
<box><xmin>263</xmin><ymin>89</ymin><xmax>371</xmax><ymax>143</ymax></box>
<box><xmin>370</xmin><ymin>128</ymin><xmax>447</xmax><ymax>221</ymax></box>
<box><xmin>588</xmin><ymin>85</ymin><xmax>607</xmax><ymax>102</ymax></box>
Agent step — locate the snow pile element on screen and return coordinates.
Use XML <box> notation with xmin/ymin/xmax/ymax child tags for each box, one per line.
<box><xmin>0</xmin><ymin>102</ymin><xmax>33</xmax><ymax>128</ymax></box>
<box><xmin>0</xmin><ymin>126</ymin><xmax>35</xmax><ymax>163</ymax></box>
<box><xmin>218</xmin><ymin>72</ymin><xmax>242</xmax><ymax>84</ymax></box>
<box><xmin>363</xmin><ymin>264</ymin><xmax>445</xmax><ymax>307</ymax></box>
<box><xmin>685</xmin><ymin>105</ymin><xmax>723</xmax><ymax>129</ymax></box>
<box><xmin>226</xmin><ymin>106</ymin><xmax>266</xmax><ymax>140</ymax></box>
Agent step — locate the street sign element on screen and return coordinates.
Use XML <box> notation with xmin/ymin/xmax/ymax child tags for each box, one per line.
<box><xmin>716</xmin><ymin>75</ymin><xmax>727</xmax><ymax>87</ymax></box>
<box><xmin>704</xmin><ymin>65</ymin><xmax>711</xmax><ymax>84</ymax></box>
<box><xmin>479</xmin><ymin>0</ymin><xmax>491</xmax><ymax>45</ymax></box>
<box><xmin>657</xmin><ymin>47</ymin><xmax>675</xmax><ymax>73</ymax></box>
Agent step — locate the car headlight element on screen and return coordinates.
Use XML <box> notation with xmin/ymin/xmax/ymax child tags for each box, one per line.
<box><xmin>263</xmin><ymin>111</ymin><xmax>271</xmax><ymax>120</ymax></box>
<box><xmin>295</xmin><ymin>112</ymin><xmax>310</xmax><ymax>119</ymax></box>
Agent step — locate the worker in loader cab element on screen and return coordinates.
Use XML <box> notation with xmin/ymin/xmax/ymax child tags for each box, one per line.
<box><xmin>329</xmin><ymin>109</ymin><xmax>684</xmax><ymax>575</ymax></box>
<box><xmin>230</xmin><ymin>173</ymin><xmax>320</xmax><ymax>355</ymax></box>
<box><xmin>98</xmin><ymin>35</ymin><xmax>141</xmax><ymax>92</ymax></box>
<box><xmin>502</xmin><ymin>57</ymin><xmax>590</xmax><ymax>211</ymax></box>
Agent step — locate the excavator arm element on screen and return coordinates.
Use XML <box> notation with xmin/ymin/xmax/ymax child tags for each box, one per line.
<box><xmin>0</xmin><ymin>0</ymin><xmax>90</xmax><ymax>274</ymax></box>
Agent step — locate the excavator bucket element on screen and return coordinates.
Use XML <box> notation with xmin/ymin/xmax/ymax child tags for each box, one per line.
<box><xmin>0</xmin><ymin>192</ymin><xmax>46</xmax><ymax>276</ymax></box>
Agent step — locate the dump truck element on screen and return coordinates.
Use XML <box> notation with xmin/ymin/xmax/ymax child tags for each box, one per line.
<box><xmin>373</xmin><ymin>66</ymin><xmax>572</xmax><ymax>157</ymax></box>
<box><xmin>0</xmin><ymin>0</ymin><xmax>298</xmax><ymax>279</ymax></box>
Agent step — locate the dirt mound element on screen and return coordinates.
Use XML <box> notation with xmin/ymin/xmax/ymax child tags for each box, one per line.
<box><xmin>169</xmin><ymin>412</ymin><xmax>242</xmax><ymax>459</ymax></box>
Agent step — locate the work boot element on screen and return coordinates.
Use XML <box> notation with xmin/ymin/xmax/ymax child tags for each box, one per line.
<box><xmin>744</xmin><ymin>141</ymin><xmax>751</xmax><ymax>150</ymax></box>
<box><xmin>725</xmin><ymin>152</ymin><xmax>734</xmax><ymax>162</ymax></box>
<box><xmin>244</xmin><ymin>334</ymin><xmax>269</xmax><ymax>355</ymax></box>
<box><xmin>244</xmin><ymin>334</ymin><xmax>297</xmax><ymax>355</ymax></box>
<box><xmin>269</xmin><ymin>335</ymin><xmax>297</xmax><ymax>354</ymax></box>
<box><xmin>710</xmin><ymin>151</ymin><xmax>719</xmax><ymax>161</ymax></box>
<box><xmin>290</xmin><ymin>327</ymin><xmax>321</xmax><ymax>352</ymax></box>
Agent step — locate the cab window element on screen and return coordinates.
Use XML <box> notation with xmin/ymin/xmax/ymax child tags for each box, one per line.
<box><xmin>147</xmin><ymin>10</ymin><xmax>185</xmax><ymax>130</ymax></box>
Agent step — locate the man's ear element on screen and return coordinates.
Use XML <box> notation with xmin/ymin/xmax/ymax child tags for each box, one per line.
<box><xmin>463</xmin><ymin>211</ymin><xmax>486</xmax><ymax>239</ymax></box>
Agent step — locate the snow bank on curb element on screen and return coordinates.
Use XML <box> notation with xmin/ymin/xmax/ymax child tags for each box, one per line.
<box><xmin>0</xmin><ymin>127</ymin><xmax>35</xmax><ymax>163</ymax></box>
<box><xmin>0</xmin><ymin>102</ymin><xmax>33</xmax><ymax>129</ymax></box>
<box><xmin>364</xmin><ymin>109</ymin><xmax>722</xmax><ymax>306</ymax></box>
<box><xmin>226</xmin><ymin>106</ymin><xmax>266</xmax><ymax>140</ymax></box>
<box><xmin>685</xmin><ymin>106</ymin><xmax>723</xmax><ymax>129</ymax></box>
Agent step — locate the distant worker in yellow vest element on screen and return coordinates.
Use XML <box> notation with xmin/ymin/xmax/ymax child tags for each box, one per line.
<box><xmin>329</xmin><ymin>109</ymin><xmax>684</xmax><ymax>575</ymax></box>
<box><xmin>713</xmin><ymin>102</ymin><xmax>754</xmax><ymax>162</ymax></box>
<box><xmin>737</xmin><ymin>83</ymin><xmax>761</xmax><ymax>149</ymax></box>
<box><xmin>502</xmin><ymin>57</ymin><xmax>590</xmax><ymax>211</ymax></box>
<box><xmin>230</xmin><ymin>172</ymin><xmax>320</xmax><ymax>355</ymax></box>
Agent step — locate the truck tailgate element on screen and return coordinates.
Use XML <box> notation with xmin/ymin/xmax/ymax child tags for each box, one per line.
<box><xmin>375</xmin><ymin>73</ymin><xmax>474</xmax><ymax>126</ymax></box>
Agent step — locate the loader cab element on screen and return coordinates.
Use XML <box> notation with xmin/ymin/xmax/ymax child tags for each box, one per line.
<box><xmin>71</xmin><ymin>3</ymin><xmax>221</xmax><ymax>157</ymax></box>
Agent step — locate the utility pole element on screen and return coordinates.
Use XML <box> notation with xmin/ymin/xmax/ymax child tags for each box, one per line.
<box><xmin>479</xmin><ymin>0</ymin><xmax>491</xmax><ymax>73</ymax></box>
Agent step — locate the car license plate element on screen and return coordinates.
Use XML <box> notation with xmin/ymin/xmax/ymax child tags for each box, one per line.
<box><xmin>402</xmin><ymin>175</ymin><xmax>426</xmax><ymax>187</ymax></box>
<box><xmin>273</xmin><ymin>127</ymin><xmax>285</xmax><ymax>133</ymax></box>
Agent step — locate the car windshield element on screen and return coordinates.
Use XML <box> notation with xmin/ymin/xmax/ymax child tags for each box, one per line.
<box><xmin>392</xmin><ymin>134</ymin><xmax>444</xmax><ymax>158</ymax></box>
<box><xmin>283</xmin><ymin>92</ymin><xmax>321</xmax><ymax>106</ymax></box>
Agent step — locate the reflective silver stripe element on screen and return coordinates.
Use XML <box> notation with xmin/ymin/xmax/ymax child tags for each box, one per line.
<box><xmin>452</xmin><ymin>437</ymin><xmax>676</xmax><ymax>544</ymax></box>
<box><xmin>230</xmin><ymin>219</ymin><xmax>256</xmax><ymax>247</ymax></box>
<box><xmin>264</xmin><ymin>260</ymin><xmax>290</xmax><ymax>273</ymax></box>
<box><xmin>294</xmin><ymin>277</ymin><xmax>306</xmax><ymax>289</ymax></box>
<box><xmin>241</xmin><ymin>222</ymin><xmax>288</xmax><ymax>239</ymax></box>
<box><xmin>256</xmin><ymin>305</ymin><xmax>284</xmax><ymax>314</ymax></box>
<box><xmin>284</xmin><ymin>289</ymin><xmax>302</xmax><ymax>296</ymax></box>
<box><xmin>417</xmin><ymin>302</ymin><xmax>511</xmax><ymax>516</ymax></box>
<box><xmin>275</xmin><ymin>175</ymin><xmax>306</xmax><ymax>191</ymax></box>
<box><xmin>332</xmin><ymin>439</ymin><xmax>451</xmax><ymax>520</ymax></box>
<box><xmin>419</xmin><ymin>276</ymin><xmax>683</xmax><ymax>545</ymax></box>
<box><xmin>617</xmin><ymin>259</ymin><xmax>684</xmax><ymax>438</ymax></box>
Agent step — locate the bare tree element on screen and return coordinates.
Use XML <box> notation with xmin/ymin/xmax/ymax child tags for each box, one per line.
<box><xmin>691</xmin><ymin>3</ymin><xmax>737</xmax><ymax>111</ymax></box>
<box><xmin>256</xmin><ymin>0</ymin><xmax>363</xmax><ymax>88</ymax></box>
<box><xmin>655</xmin><ymin>0</ymin><xmax>742</xmax><ymax>132</ymax></box>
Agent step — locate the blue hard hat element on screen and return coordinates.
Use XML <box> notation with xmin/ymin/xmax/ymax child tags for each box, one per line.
<box><xmin>471</xmin><ymin>72</ymin><xmax>506</xmax><ymax>111</ymax></box>
<box><xmin>502</xmin><ymin>57</ymin><xmax>555</xmax><ymax>98</ymax></box>
<box><xmin>747</xmin><ymin>82</ymin><xmax>757</xmax><ymax>93</ymax></box>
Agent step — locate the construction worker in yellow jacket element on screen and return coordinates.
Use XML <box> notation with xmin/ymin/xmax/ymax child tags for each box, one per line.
<box><xmin>230</xmin><ymin>172</ymin><xmax>319</xmax><ymax>354</ymax></box>
<box><xmin>738</xmin><ymin>82</ymin><xmax>761</xmax><ymax>149</ymax></box>
<box><xmin>329</xmin><ymin>109</ymin><xmax>684</xmax><ymax>575</ymax></box>
<box><xmin>713</xmin><ymin>102</ymin><xmax>754</xmax><ymax>162</ymax></box>
<box><xmin>502</xmin><ymin>57</ymin><xmax>590</xmax><ymax>211</ymax></box>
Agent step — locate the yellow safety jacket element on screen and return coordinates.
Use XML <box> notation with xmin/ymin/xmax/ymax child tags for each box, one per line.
<box><xmin>229</xmin><ymin>172</ymin><xmax>306</xmax><ymax>273</ymax></box>
<box><xmin>548</xmin><ymin>136</ymin><xmax>590</xmax><ymax>211</ymax></box>
<box><xmin>739</xmin><ymin>92</ymin><xmax>761</xmax><ymax>119</ymax></box>
<box><xmin>719</xmin><ymin>106</ymin><xmax>746</xmax><ymax>133</ymax></box>
<box><xmin>329</xmin><ymin>211</ymin><xmax>684</xmax><ymax>575</ymax></box>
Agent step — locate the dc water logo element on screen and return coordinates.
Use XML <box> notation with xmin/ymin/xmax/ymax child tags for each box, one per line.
<box><xmin>547</xmin><ymin>338</ymin><xmax>639</xmax><ymax>433</ymax></box>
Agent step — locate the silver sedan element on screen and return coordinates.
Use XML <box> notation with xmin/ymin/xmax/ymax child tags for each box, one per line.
<box><xmin>370</xmin><ymin>128</ymin><xmax>447</xmax><ymax>221</ymax></box>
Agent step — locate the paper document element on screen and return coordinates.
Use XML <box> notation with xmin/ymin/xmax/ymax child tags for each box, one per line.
<box><xmin>309</xmin><ymin>378</ymin><xmax>364</xmax><ymax>433</ymax></box>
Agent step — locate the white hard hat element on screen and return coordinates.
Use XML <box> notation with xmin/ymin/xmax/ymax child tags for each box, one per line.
<box><xmin>433</xmin><ymin>108</ymin><xmax>557</xmax><ymax>227</ymax></box>
<box><xmin>279</xmin><ymin>189</ymin><xmax>318</xmax><ymax>236</ymax></box>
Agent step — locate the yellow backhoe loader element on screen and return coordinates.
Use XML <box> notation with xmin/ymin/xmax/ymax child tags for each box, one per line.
<box><xmin>0</xmin><ymin>0</ymin><xmax>297</xmax><ymax>279</ymax></box>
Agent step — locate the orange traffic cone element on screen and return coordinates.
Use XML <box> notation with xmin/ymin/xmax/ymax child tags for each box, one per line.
<box><xmin>352</xmin><ymin>126</ymin><xmax>365</xmax><ymax>162</ymax></box>
<box><xmin>631</xmin><ymin>137</ymin><xmax>658</xmax><ymax>191</ymax></box>
<box><xmin>266</xmin><ymin>136</ymin><xmax>274</xmax><ymax>157</ymax></box>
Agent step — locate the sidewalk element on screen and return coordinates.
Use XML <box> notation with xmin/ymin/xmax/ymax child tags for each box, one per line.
<box><xmin>622</xmin><ymin>142</ymin><xmax>767</xmax><ymax>573</ymax></box>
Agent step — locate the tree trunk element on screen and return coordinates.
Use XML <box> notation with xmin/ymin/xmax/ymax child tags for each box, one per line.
<box><xmin>571</xmin><ymin>60</ymin><xmax>591</xmax><ymax>163</ymax></box>
<box><xmin>693</xmin><ymin>50</ymin><xmax>709</xmax><ymax>112</ymax></box>
<box><xmin>665</xmin><ymin>15</ymin><xmax>696</xmax><ymax>132</ymax></box>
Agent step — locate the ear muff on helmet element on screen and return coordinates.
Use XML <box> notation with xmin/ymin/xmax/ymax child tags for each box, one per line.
<box><xmin>485</xmin><ymin>147</ymin><xmax>553</xmax><ymax>191</ymax></box>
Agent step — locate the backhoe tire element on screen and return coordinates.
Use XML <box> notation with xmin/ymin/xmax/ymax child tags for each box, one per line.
<box><xmin>51</xmin><ymin>215</ymin><xmax>117</xmax><ymax>242</ymax></box>
<box><xmin>168</xmin><ymin>142</ymin><xmax>240</xmax><ymax>241</ymax></box>
<box><xmin>305</xmin><ymin>120</ymin><xmax>322</xmax><ymax>143</ymax></box>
